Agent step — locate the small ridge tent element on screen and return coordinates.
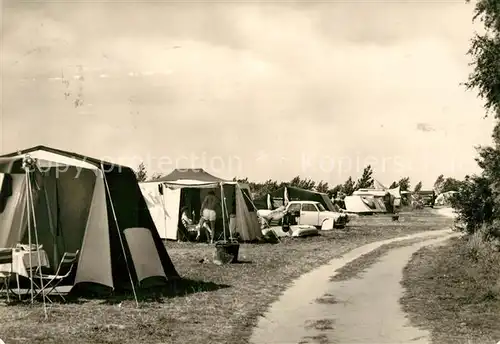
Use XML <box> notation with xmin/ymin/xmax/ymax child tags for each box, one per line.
<box><xmin>140</xmin><ymin>169</ymin><xmax>261</xmax><ymax>242</ymax></box>
<box><xmin>0</xmin><ymin>146</ymin><xmax>179</xmax><ymax>298</ymax></box>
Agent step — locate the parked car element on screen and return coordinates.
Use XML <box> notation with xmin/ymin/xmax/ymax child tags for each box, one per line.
<box><xmin>284</xmin><ymin>201</ymin><xmax>348</xmax><ymax>229</ymax></box>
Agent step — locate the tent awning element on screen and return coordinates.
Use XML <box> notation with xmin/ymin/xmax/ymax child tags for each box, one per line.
<box><xmin>148</xmin><ymin>168</ymin><xmax>229</xmax><ymax>183</ymax></box>
<box><xmin>0</xmin><ymin>150</ymin><xmax>100</xmax><ymax>174</ymax></box>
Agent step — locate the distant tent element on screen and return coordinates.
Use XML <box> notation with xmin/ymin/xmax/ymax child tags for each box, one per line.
<box><xmin>345</xmin><ymin>185</ymin><xmax>400</xmax><ymax>214</ymax></box>
<box><xmin>435</xmin><ymin>191</ymin><xmax>458</xmax><ymax>206</ymax></box>
<box><xmin>373</xmin><ymin>179</ymin><xmax>386</xmax><ymax>190</ymax></box>
<box><xmin>0</xmin><ymin>145</ymin><xmax>179</xmax><ymax>296</ymax></box>
<box><xmin>344</xmin><ymin>195</ymin><xmax>386</xmax><ymax>215</ymax></box>
<box><xmin>140</xmin><ymin>169</ymin><xmax>261</xmax><ymax>242</ymax></box>
<box><xmin>253</xmin><ymin>186</ymin><xmax>337</xmax><ymax>211</ymax></box>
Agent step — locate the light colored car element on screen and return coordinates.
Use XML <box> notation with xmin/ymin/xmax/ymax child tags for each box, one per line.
<box><xmin>284</xmin><ymin>201</ymin><xmax>348</xmax><ymax>229</ymax></box>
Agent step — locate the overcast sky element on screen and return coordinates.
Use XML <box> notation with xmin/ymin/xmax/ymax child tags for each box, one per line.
<box><xmin>1</xmin><ymin>0</ymin><xmax>495</xmax><ymax>188</ymax></box>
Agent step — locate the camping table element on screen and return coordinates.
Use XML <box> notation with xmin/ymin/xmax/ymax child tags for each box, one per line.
<box><xmin>0</xmin><ymin>248</ymin><xmax>50</xmax><ymax>297</ymax></box>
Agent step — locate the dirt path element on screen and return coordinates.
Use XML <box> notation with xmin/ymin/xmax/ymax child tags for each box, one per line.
<box><xmin>250</xmin><ymin>229</ymin><xmax>460</xmax><ymax>344</ymax></box>
<box><xmin>434</xmin><ymin>207</ymin><xmax>457</xmax><ymax>219</ymax></box>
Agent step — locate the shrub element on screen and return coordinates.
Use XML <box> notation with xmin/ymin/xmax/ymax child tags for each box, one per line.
<box><xmin>451</xmin><ymin>175</ymin><xmax>495</xmax><ymax>236</ymax></box>
<box><xmin>466</xmin><ymin>225</ymin><xmax>490</xmax><ymax>261</ymax></box>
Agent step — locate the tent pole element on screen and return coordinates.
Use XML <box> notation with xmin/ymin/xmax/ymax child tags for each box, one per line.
<box><xmin>160</xmin><ymin>184</ymin><xmax>167</xmax><ymax>240</ymax></box>
<box><xmin>25</xmin><ymin>172</ymin><xmax>34</xmax><ymax>303</ymax></box>
<box><xmin>223</xmin><ymin>196</ymin><xmax>231</xmax><ymax>241</ymax></box>
<box><xmin>220</xmin><ymin>183</ymin><xmax>226</xmax><ymax>242</ymax></box>
<box><xmin>27</xmin><ymin>173</ymin><xmax>48</xmax><ymax>318</ymax></box>
<box><xmin>100</xmin><ymin>164</ymin><xmax>139</xmax><ymax>307</ymax></box>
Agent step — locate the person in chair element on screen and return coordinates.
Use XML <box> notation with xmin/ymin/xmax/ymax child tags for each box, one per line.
<box><xmin>179</xmin><ymin>206</ymin><xmax>196</xmax><ymax>241</ymax></box>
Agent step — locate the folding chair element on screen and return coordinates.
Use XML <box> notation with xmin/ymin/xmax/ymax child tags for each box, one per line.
<box><xmin>0</xmin><ymin>249</ymin><xmax>13</xmax><ymax>303</ymax></box>
<box><xmin>33</xmin><ymin>250</ymin><xmax>79</xmax><ymax>303</ymax></box>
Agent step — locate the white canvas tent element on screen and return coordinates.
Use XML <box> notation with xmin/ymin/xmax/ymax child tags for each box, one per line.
<box><xmin>344</xmin><ymin>194</ymin><xmax>387</xmax><ymax>214</ymax></box>
<box><xmin>435</xmin><ymin>191</ymin><xmax>458</xmax><ymax>206</ymax></box>
<box><xmin>140</xmin><ymin>169</ymin><xmax>261</xmax><ymax>242</ymax></box>
<box><xmin>344</xmin><ymin>182</ymin><xmax>401</xmax><ymax>214</ymax></box>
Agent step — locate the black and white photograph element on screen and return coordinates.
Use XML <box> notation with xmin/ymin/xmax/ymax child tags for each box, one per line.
<box><xmin>0</xmin><ymin>0</ymin><xmax>499</xmax><ymax>343</ymax></box>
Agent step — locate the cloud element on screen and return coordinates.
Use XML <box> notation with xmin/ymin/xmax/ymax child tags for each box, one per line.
<box><xmin>416</xmin><ymin>123</ymin><xmax>436</xmax><ymax>132</ymax></box>
<box><xmin>0</xmin><ymin>1</ymin><xmax>495</xmax><ymax>187</ymax></box>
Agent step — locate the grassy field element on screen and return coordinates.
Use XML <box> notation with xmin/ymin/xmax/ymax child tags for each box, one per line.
<box><xmin>0</xmin><ymin>209</ymin><xmax>453</xmax><ymax>344</ymax></box>
<box><xmin>401</xmin><ymin>234</ymin><xmax>500</xmax><ymax>344</ymax></box>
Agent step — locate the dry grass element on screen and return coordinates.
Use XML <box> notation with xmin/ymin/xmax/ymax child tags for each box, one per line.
<box><xmin>330</xmin><ymin>237</ymin><xmax>430</xmax><ymax>282</ymax></box>
<box><xmin>305</xmin><ymin>318</ymin><xmax>335</xmax><ymax>330</ymax></box>
<box><xmin>400</xmin><ymin>235</ymin><xmax>500</xmax><ymax>344</ymax></box>
<box><xmin>315</xmin><ymin>293</ymin><xmax>341</xmax><ymax>305</ymax></box>
<box><xmin>298</xmin><ymin>333</ymin><xmax>330</xmax><ymax>344</ymax></box>
<box><xmin>0</xmin><ymin>209</ymin><xmax>452</xmax><ymax>344</ymax></box>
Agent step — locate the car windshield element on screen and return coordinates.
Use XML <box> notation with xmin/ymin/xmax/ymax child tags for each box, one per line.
<box><xmin>317</xmin><ymin>203</ymin><xmax>326</xmax><ymax>211</ymax></box>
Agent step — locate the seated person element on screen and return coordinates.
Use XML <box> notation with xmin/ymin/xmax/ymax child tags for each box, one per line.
<box><xmin>179</xmin><ymin>205</ymin><xmax>214</xmax><ymax>243</ymax></box>
<box><xmin>179</xmin><ymin>206</ymin><xmax>198</xmax><ymax>241</ymax></box>
<box><xmin>195</xmin><ymin>217</ymin><xmax>213</xmax><ymax>243</ymax></box>
<box><xmin>181</xmin><ymin>206</ymin><xmax>195</xmax><ymax>228</ymax></box>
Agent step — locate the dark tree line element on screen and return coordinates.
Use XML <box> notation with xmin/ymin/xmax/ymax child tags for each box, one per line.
<box><xmin>133</xmin><ymin>163</ymin><xmax>463</xmax><ymax>207</ymax></box>
<box><xmin>133</xmin><ymin>163</ymin><xmax>164</xmax><ymax>182</ymax></box>
<box><xmin>135</xmin><ymin>163</ymin><xmax>433</xmax><ymax>201</ymax></box>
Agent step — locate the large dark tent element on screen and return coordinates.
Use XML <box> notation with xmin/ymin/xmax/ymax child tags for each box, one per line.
<box><xmin>253</xmin><ymin>186</ymin><xmax>337</xmax><ymax>211</ymax></box>
<box><xmin>0</xmin><ymin>146</ymin><xmax>179</xmax><ymax>296</ymax></box>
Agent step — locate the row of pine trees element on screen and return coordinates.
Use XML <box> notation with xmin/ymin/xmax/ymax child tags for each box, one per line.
<box><xmin>135</xmin><ymin>163</ymin><xmax>461</xmax><ymax>200</ymax></box>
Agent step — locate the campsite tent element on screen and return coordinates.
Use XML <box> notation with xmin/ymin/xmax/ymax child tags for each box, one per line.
<box><xmin>435</xmin><ymin>191</ymin><xmax>458</xmax><ymax>206</ymax></box>
<box><xmin>140</xmin><ymin>169</ymin><xmax>261</xmax><ymax>242</ymax></box>
<box><xmin>344</xmin><ymin>186</ymin><xmax>401</xmax><ymax>214</ymax></box>
<box><xmin>344</xmin><ymin>195</ymin><xmax>387</xmax><ymax>214</ymax></box>
<box><xmin>0</xmin><ymin>146</ymin><xmax>178</xmax><ymax>294</ymax></box>
<box><xmin>253</xmin><ymin>186</ymin><xmax>338</xmax><ymax>211</ymax></box>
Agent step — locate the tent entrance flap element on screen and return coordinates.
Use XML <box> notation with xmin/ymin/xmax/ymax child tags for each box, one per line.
<box><xmin>164</xmin><ymin>187</ymin><xmax>181</xmax><ymax>240</ymax></box>
<box><xmin>74</xmin><ymin>172</ymin><xmax>113</xmax><ymax>289</ymax></box>
<box><xmin>124</xmin><ymin>227</ymin><xmax>167</xmax><ymax>288</ymax></box>
<box><xmin>23</xmin><ymin>168</ymin><xmax>97</xmax><ymax>273</ymax></box>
